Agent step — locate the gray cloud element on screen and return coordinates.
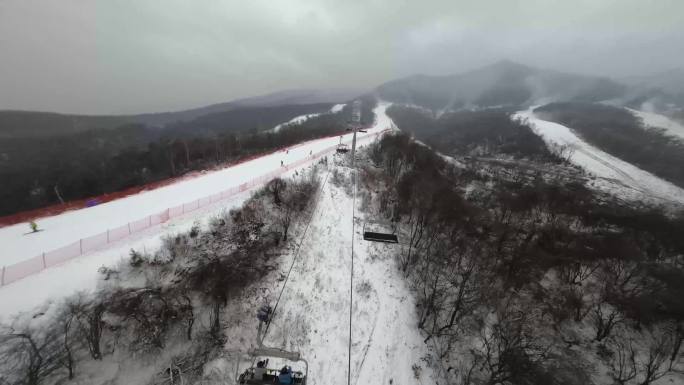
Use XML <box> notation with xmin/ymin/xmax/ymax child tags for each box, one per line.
<box><xmin>1</xmin><ymin>0</ymin><xmax>682</xmax><ymax>114</ymax></box>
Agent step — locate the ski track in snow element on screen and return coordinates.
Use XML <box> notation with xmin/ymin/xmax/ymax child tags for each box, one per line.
<box><xmin>0</xmin><ymin>104</ymin><xmax>391</xmax><ymax>318</ymax></box>
<box><xmin>627</xmin><ymin>108</ymin><xmax>684</xmax><ymax>141</ymax></box>
<box><xmin>256</xmin><ymin>169</ymin><xmax>436</xmax><ymax>385</ymax></box>
<box><xmin>515</xmin><ymin>108</ymin><xmax>684</xmax><ymax>207</ymax></box>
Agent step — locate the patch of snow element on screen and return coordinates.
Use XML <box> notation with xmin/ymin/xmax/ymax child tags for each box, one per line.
<box><xmin>271</xmin><ymin>113</ymin><xmax>322</xmax><ymax>132</ymax></box>
<box><xmin>514</xmin><ymin>108</ymin><xmax>684</xmax><ymax>207</ymax></box>
<box><xmin>627</xmin><ymin>108</ymin><xmax>684</xmax><ymax>141</ymax></box>
<box><xmin>271</xmin><ymin>104</ymin><xmax>347</xmax><ymax>133</ymax></box>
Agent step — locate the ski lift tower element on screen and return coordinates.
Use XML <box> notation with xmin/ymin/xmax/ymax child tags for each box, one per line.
<box><xmin>350</xmin><ymin>100</ymin><xmax>361</xmax><ymax>168</ymax></box>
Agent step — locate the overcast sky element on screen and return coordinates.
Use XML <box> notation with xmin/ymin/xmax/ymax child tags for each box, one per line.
<box><xmin>1</xmin><ymin>0</ymin><xmax>682</xmax><ymax>114</ymax></box>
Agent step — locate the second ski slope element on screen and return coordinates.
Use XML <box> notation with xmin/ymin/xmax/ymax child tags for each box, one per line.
<box><xmin>515</xmin><ymin>108</ymin><xmax>684</xmax><ymax>207</ymax></box>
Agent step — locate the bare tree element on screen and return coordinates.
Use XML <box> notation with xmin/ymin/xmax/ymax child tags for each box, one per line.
<box><xmin>0</xmin><ymin>324</ymin><xmax>62</xmax><ymax>385</ymax></box>
<box><xmin>608</xmin><ymin>334</ymin><xmax>638</xmax><ymax>385</ymax></box>
<box><xmin>593</xmin><ymin>303</ymin><xmax>622</xmax><ymax>342</ymax></box>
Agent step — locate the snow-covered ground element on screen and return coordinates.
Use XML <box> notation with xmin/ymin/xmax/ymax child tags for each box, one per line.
<box><xmin>239</xmin><ymin>167</ymin><xmax>437</xmax><ymax>385</ymax></box>
<box><xmin>272</xmin><ymin>103</ymin><xmax>347</xmax><ymax>132</ymax></box>
<box><xmin>627</xmin><ymin>108</ymin><xmax>684</xmax><ymax>141</ymax></box>
<box><xmin>330</xmin><ymin>103</ymin><xmax>346</xmax><ymax>113</ymax></box>
<box><xmin>0</xmin><ymin>103</ymin><xmax>392</xmax><ymax>319</ymax></box>
<box><xmin>515</xmin><ymin>108</ymin><xmax>684</xmax><ymax>207</ymax></box>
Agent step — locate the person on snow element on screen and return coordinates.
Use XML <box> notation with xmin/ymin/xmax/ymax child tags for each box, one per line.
<box><xmin>277</xmin><ymin>366</ymin><xmax>293</xmax><ymax>384</ymax></box>
<box><xmin>281</xmin><ymin>160</ymin><xmax>284</xmax><ymax>167</ymax></box>
<box><xmin>29</xmin><ymin>221</ymin><xmax>39</xmax><ymax>233</ymax></box>
<box><xmin>254</xmin><ymin>359</ymin><xmax>268</xmax><ymax>379</ymax></box>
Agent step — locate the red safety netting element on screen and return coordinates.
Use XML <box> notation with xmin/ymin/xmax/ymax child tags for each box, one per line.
<box><xmin>44</xmin><ymin>241</ymin><xmax>81</xmax><ymax>268</ymax></box>
<box><xmin>0</xmin><ymin>130</ymin><xmax>388</xmax><ymax>286</ymax></box>
<box><xmin>2</xmin><ymin>256</ymin><xmax>44</xmax><ymax>285</ymax></box>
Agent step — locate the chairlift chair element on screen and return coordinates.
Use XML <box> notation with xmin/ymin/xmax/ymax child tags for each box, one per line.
<box><xmin>362</xmin><ymin>221</ymin><xmax>398</xmax><ymax>243</ymax></box>
<box><xmin>237</xmin><ymin>306</ymin><xmax>308</xmax><ymax>385</ymax></box>
<box><xmin>236</xmin><ymin>347</ymin><xmax>308</xmax><ymax>385</ymax></box>
<box><xmin>336</xmin><ymin>143</ymin><xmax>350</xmax><ymax>154</ymax></box>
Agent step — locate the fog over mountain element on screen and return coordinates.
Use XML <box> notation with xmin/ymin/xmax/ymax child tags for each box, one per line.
<box><xmin>1</xmin><ymin>0</ymin><xmax>682</xmax><ymax>114</ymax></box>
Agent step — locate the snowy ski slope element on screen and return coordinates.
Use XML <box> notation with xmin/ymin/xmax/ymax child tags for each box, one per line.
<box><xmin>515</xmin><ymin>108</ymin><xmax>684</xmax><ymax>207</ymax></box>
<box><xmin>627</xmin><ymin>108</ymin><xmax>684</xmax><ymax>141</ymax></box>
<box><xmin>0</xmin><ymin>103</ymin><xmax>393</xmax><ymax>317</ymax></box>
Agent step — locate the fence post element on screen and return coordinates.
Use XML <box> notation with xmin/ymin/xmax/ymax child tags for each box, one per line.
<box><xmin>167</xmin><ymin>208</ymin><xmax>170</xmax><ymax>222</ymax></box>
<box><xmin>1</xmin><ymin>266</ymin><xmax>5</xmax><ymax>286</ymax></box>
<box><xmin>79</xmin><ymin>239</ymin><xmax>83</xmax><ymax>255</ymax></box>
<box><xmin>42</xmin><ymin>253</ymin><xmax>46</xmax><ymax>268</ymax></box>
<box><xmin>107</xmin><ymin>229</ymin><xmax>110</xmax><ymax>243</ymax></box>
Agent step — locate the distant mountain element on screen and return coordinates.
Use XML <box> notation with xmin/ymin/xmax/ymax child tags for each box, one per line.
<box><xmin>376</xmin><ymin>60</ymin><xmax>627</xmax><ymax>111</ymax></box>
<box><xmin>130</xmin><ymin>87</ymin><xmax>364</xmax><ymax>127</ymax></box>
<box><xmin>0</xmin><ymin>88</ymin><xmax>363</xmax><ymax>138</ymax></box>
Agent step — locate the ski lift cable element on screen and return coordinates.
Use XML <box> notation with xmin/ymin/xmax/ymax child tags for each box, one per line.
<box><xmin>347</xmin><ymin>167</ymin><xmax>357</xmax><ymax>385</ymax></box>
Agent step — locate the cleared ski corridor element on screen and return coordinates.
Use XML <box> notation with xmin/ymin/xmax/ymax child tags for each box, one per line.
<box><xmin>257</xmin><ymin>167</ymin><xmax>437</xmax><ymax>385</ymax></box>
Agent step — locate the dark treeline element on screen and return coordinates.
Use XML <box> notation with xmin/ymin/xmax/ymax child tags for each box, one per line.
<box><xmin>387</xmin><ymin>105</ymin><xmax>561</xmax><ymax>162</ymax></box>
<box><xmin>0</xmin><ymin>172</ymin><xmax>321</xmax><ymax>384</ymax></box>
<box><xmin>362</xmin><ymin>133</ymin><xmax>684</xmax><ymax>384</ymax></box>
<box><xmin>535</xmin><ymin>102</ymin><xmax>684</xmax><ymax>189</ymax></box>
<box><xmin>0</xmin><ymin>101</ymin><xmax>370</xmax><ymax>217</ymax></box>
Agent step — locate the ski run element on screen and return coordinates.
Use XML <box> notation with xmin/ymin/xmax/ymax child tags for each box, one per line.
<box><xmin>515</xmin><ymin>107</ymin><xmax>684</xmax><ymax>207</ymax></box>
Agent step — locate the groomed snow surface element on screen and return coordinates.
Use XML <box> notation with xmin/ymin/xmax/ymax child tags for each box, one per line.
<box><xmin>628</xmin><ymin>108</ymin><xmax>684</xmax><ymax>141</ymax></box>
<box><xmin>515</xmin><ymin>108</ymin><xmax>684</xmax><ymax>207</ymax></box>
<box><xmin>0</xmin><ymin>103</ymin><xmax>391</xmax><ymax>318</ymax></box>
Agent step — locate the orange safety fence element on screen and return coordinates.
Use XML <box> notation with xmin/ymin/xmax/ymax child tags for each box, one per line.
<box><xmin>0</xmin><ymin>130</ymin><xmax>389</xmax><ymax>287</ymax></box>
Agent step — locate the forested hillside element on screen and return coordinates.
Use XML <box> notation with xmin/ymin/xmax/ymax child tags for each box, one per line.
<box><xmin>360</xmin><ymin>132</ymin><xmax>684</xmax><ymax>385</ymax></box>
<box><xmin>377</xmin><ymin>61</ymin><xmax>626</xmax><ymax>112</ymax></box>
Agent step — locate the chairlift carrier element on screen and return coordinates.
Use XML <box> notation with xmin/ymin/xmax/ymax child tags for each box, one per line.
<box><xmin>336</xmin><ymin>143</ymin><xmax>350</xmax><ymax>154</ymax></box>
<box><xmin>237</xmin><ymin>307</ymin><xmax>308</xmax><ymax>385</ymax></box>
<box><xmin>362</xmin><ymin>221</ymin><xmax>399</xmax><ymax>243</ymax></box>
<box><xmin>237</xmin><ymin>346</ymin><xmax>308</xmax><ymax>385</ymax></box>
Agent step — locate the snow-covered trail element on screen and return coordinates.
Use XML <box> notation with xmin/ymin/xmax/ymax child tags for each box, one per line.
<box><xmin>0</xmin><ymin>103</ymin><xmax>392</xmax><ymax>320</ymax></box>
<box><xmin>627</xmin><ymin>108</ymin><xmax>684</xmax><ymax>141</ymax></box>
<box><xmin>260</xmin><ymin>169</ymin><xmax>437</xmax><ymax>385</ymax></box>
<box><xmin>0</xmin><ymin>105</ymin><xmax>375</xmax><ymax>267</ymax></box>
<box><xmin>515</xmin><ymin>108</ymin><xmax>684</xmax><ymax>206</ymax></box>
